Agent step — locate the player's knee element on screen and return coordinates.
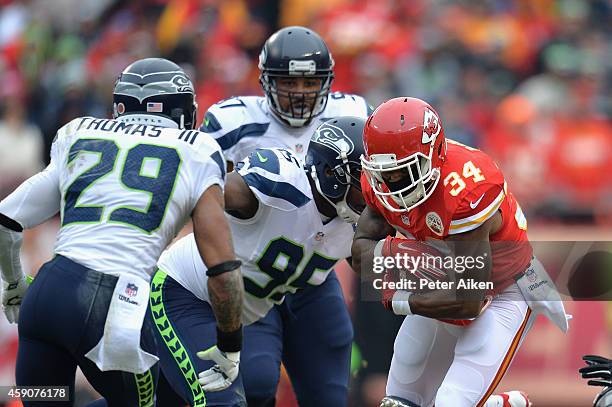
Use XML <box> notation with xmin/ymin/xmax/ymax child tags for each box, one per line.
<box><xmin>242</xmin><ymin>356</ymin><xmax>279</xmax><ymax>399</ymax></box>
<box><xmin>380</xmin><ymin>396</ymin><xmax>422</xmax><ymax>407</ymax></box>
<box><xmin>392</xmin><ymin>333</ymin><xmax>429</xmax><ymax>368</ymax></box>
<box><xmin>296</xmin><ymin>386</ymin><xmax>347</xmax><ymax>407</ymax></box>
<box><xmin>332</xmin><ymin>317</ymin><xmax>354</xmax><ymax>347</ymax></box>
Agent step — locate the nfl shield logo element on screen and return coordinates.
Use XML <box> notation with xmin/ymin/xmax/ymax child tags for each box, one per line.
<box><xmin>125</xmin><ymin>283</ymin><xmax>138</xmax><ymax>297</ymax></box>
<box><xmin>295</xmin><ymin>144</ymin><xmax>304</xmax><ymax>154</ymax></box>
<box><xmin>526</xmin><ymin>267</ymin><xmax>537</xmax><ymax>283</ymax></box>
<box><xmin>401</xmin><ymin>214</ymin><xmax>410</xmax><ymax>225</ymax></box>
<box><xmin>315</xmin><ymin>231</ymin><xmax>325</xmax><ymax>241</ymax></box>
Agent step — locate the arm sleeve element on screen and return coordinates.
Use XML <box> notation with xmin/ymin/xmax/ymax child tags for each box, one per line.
<box><xmin>0</xmin><ymin>225</ymin><xmax>24</xmax><ymax>282</ymax></box>
<box><xmin>0</xmin><ymin>161</ymin><xmax>61</xmax><ymax>229</ymax></box>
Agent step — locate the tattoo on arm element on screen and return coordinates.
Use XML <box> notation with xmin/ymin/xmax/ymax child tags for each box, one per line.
<box><xmin>207</xmin><ymin>270</ymin><xmax>244</xmax><ymax>332</ymax></box>
<box><xmin>192</xmin><ymin>184</ymin><xmax>244</xmax><ymax>332</ymax></box>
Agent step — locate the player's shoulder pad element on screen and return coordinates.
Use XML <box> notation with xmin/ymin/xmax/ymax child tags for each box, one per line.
<box><xmin>235</xmin><ymin>147</ymin><xmax>312</xmax><ymax>211</ymax></box>
<box><xmin>448</xmin><ymin>183</ymin><xmax>505</xmax><ymax>235</ymax></box>
<box><xmin>158</xmin><ymin>126</ymin><xmax>227</xmax><ymax>181</ymax></box>
<box><xmin>322</xmin><ymin>92</ymin><xmax>371</xmax><ymax>119</ymax></box>
<box><xmin>199</xmin><ymin>96</ymin><xmax>270</xmax><ymax>151</ymax></box>
<box><xmin>187</xmin><ymin>131</ymin><xmax>227</xmax><ymax>180</ymax></box>
<box><xmin>50</xmin><ymin>116</ymin><xmax>98</xmax><ymax>160</ymax></box>
<box><xmin>53</xmin><ymin>116</ymin><xmax>96</xmax><ymax>144</ymax></box>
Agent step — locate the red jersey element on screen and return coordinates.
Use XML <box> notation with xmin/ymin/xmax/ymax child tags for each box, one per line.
<box><xmin>362</xmin><ymin>139</ymin><xmax>533</xmax><ymax>293</ymax></box>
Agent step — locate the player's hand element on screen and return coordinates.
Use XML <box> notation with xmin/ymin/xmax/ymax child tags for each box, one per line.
<box><xmin>379</xmin><ymin>237</ymin><xmax>447</xmax><ymax>282</ymax></box>
<box><xmin>580</xmin><ymin>354</ymin><xmax>612</xmax><ymax>387</ymax></box>
<box><xmin>2</xmin><ymin>275</ymin><xmax>28</xmax><ymax>324</ymax></box>
<box><xmin>197</xmin><ymin>346</ymin><xmax>240</xmax><ymax>391</ymax></box>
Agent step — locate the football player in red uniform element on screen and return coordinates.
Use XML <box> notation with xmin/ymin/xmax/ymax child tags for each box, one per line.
<box><xmin>352</xmin><ymin>97</ymin><xmax>568</xmax><ymax>407</ymax></box>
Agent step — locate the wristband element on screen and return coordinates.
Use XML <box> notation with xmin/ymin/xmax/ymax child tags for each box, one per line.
<box><xmin>217</xmin><ymin>325</ymin><xmax>243</xmax><ymax>353</ymax></box>
<box><xmin>206</xmin><ymin>260</ymin><xmax>242</xmax><ymax>277</ymax></box>
<box><xmin>391</xmin><ymin>290</ymin><xmax>413</xmax><ymax>316</ymax></box>
<box><xmin>0</xmin><ymin>213</ymin><xmax>23</xmax><ymax>232</ymax></box>
<box><xmin>373</xmin><ymin>238</ymin><xmax>386</xmax><ymax>258</ymax></box>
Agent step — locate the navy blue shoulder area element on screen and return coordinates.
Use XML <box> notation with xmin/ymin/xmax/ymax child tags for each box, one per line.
<box><xmin>237</xmin><ymin>148</ymin><xmax>310</xmax><ymax>209</ymax></box>
<box><xmin>199</xmin><ymin>117</ymin><xmax>269</xmax><ymax>151</ymax></box>
<box><xmin>210</xmin><ymin>150</ymin><xmax>226</xmax><ymax>179</ymax></box>
<box><xmin>200</xmin><ymin>111</ymin><xmax>222</xmax><ymax>133</ymax></box>
<box><xmin>244</xmin><ymin>148</ymin><xmax>280</xmax><ymax>174</ymax></box>
<box><xmin>241</xmin><ymin>172</ymin><xmax>310</xmax><ymax>209</ymax></box>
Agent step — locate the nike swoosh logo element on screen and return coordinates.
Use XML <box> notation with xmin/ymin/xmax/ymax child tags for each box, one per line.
<box><xmin>470</xmin><ymin>194</ymin><xmax>485</xmax><ymax>209</ymax></box>
<box><xmin>256</xmin><ymin>151</ymin><xmax>268</xmax><ymax>163</ymax></box>
<box><xmin>397</xmin><ymin>242</ymin><xmax>419</xmax><ymax>252</ymax></box>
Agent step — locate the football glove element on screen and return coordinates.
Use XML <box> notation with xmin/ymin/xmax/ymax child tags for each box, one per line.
<box><xmin>580</xmin><ymin>354</ymin><xmax>612</xmax><ymax>387</ymax></box>
<box><xmin>2</xmin><ymin>275</ymin><xmax>28</xmax><ymax>324</ymax></box>
<box><xmin>197</xmin><ymin>346</ymin><xmax>240</xmax><ymax>392</ymax></box>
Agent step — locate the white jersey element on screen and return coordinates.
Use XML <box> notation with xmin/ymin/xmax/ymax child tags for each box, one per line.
<box><xmin>157</xmin><ymin>148</ymin><xmax>354</xmax><ymax>324</ymax></box>
<box><xmin>199</xmin><ymin>93</ymin><xmax>370</xmax><ymax>164</ymax></box>
<box><xmin>0</xmin><ymin>116</ymin><xmax>226</xmax><ymax>281</ymax></box>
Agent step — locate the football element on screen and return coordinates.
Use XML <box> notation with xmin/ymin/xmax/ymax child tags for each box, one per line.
<box><xmin>378</xmin><ymin>236</ymin><xmax>451</xmax><ymax>294</ymax></box>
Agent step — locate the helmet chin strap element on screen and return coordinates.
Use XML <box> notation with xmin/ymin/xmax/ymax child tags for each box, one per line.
<box><xmin>309</xmin><ymin>165</ymin><xmax>360</xmax><ymax>224</ymax></box>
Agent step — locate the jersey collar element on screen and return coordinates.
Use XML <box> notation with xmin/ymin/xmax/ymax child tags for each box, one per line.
<box><xmin>116</xmin><ymin>114</ymin><xmax>179</xmax><ymax>129</ymax></box>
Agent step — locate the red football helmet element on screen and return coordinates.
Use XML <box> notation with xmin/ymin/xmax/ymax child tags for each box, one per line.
<box><xmin>361</xmin><ymin>97</ymin><xmax>447</xmax><ymax>212</ymax></box>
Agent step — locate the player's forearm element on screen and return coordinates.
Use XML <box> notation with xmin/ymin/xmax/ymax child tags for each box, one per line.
<box><xmin>352</xmin><ymin>206</ymin><xmax>395</xmax><ymax>274</ymax></box>
<box><xmin>0</xmin><ymin>218</ymin><xmax>24</xmax><ymax>283</ymax></box>
<box><xmin>207</xmin><ymin>270</ymin><xmax>244</xmax><ymax>332</ymax></box>
<box><xmin>192</xmin><ymin>184</ymin><xmax>245</xmax><ymax>333</ymax></box>
<box><xmin>407</xmin><ymin>245</ymin><xmax>489</xmax><ymax>319</ymax></box>
<box><xmin>350</xmin><ymin>237</ymin><xmax>378</xmax><ymax>274</ymax></box>
<box><xmin>409</xmin><ymin>291</ymin><xmax>483</xmax><ymax>319</ymax></box>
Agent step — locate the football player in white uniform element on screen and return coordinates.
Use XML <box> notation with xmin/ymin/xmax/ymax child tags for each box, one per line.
<box><xmin>199</xmin><ymin>26</ymin><xmax>371</xmax><ymax>406</ymax></box>
<box><xmin>0</xmin><ymin>58</ymin><xmax>243</xmax><ymax>407</ymax></box>
<box><xmin>152</xmin><ymin>117</ymin><xmax>366</xmax><ymax>406</ymax></box>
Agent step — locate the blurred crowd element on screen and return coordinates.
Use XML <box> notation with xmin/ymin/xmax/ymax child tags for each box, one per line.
<box><xmin>0</xmin><ymin>0</ymin><xmax>611</xmax><ymax>221</ymax></box>
<box><xmin>0</xmin><ymin>0</ymin><xmax>611</xmax><ymax>406</ymax></box>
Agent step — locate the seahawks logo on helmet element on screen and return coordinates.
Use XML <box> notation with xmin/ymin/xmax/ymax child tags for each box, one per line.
<box><xmin>171</xmin><ymin>74</ymin><xmax>194</xmax><ymax>93</ymax></box>
<box><xmin>312</xmin><ymin>122</ymin><xmax>355</xmax><ymax>158</ymax></box>
<box><xmin>115</xmin><ymin>71</ymin><xmax>194</xmax><ymax>103</ymax></box>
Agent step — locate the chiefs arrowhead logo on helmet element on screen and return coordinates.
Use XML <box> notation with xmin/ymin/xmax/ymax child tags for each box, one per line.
<box><xmin>422</xmin><ymin>109</ymin><xmax>441</xmax><ymax>144</ymax></box>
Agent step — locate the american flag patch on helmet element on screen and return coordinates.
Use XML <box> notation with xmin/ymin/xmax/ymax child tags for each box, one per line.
<box><xmin>147</xmin><ymin>102</ymin><xmax>163</xmax><ymax>112</ymax></box>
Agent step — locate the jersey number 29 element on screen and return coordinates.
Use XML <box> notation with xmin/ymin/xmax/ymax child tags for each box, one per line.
<box><xmin>62</xmin><ymin>138</ymin><xmax>180</xmax><ymax>234</ymax></box>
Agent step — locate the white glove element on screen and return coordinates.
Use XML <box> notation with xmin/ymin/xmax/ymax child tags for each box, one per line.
<box><xmin>2</xmin><ymin>275</ymin><xmax>28</xmax><ymax>324</ymax></box>
<box><xmin>197</xmin><ymin>346</ymin><xmax>240</xmax><ymax>392</ymax></box>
